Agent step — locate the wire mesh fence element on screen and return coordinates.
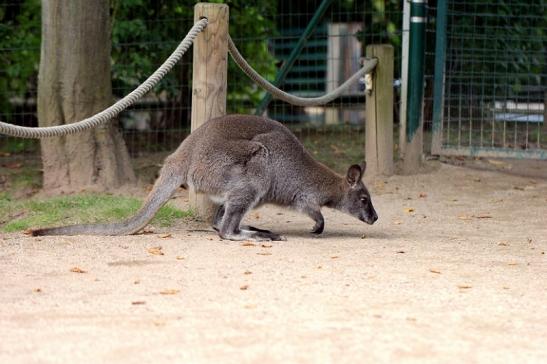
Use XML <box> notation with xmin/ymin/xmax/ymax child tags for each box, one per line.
<box><xmin>430</xmin><ymin>0</ymin><xmax>547</xmax><ymax>158</ymax></box>
<box><xmin>1</xmin><ymin>0</ymin><xmax>403</xmax><ymax>174</ymax></box>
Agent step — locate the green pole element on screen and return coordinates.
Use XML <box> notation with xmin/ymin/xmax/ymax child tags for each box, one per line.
<box><xmin>431</xmin><ymin>0</ymin><xmax>448</xmax><ymax>153</ymax></box>
<box><xmin>255</xmin><ymin>0</ymin><xmax>334</xmax><ymax>116</ymax></box>
<box><xmin>406</xmin><ymin>0</ymin><xmax>427</xmax><ymax>142</ymax></box>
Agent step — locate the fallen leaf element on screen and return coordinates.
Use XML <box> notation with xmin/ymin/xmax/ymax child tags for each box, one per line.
<box><xmin>429</xmin><ymin>269</ymin><xmax>441</xmax><ymax>274</ymax></box>
<box><xmin>331</xmin><ymin>256</ymin><xmax>339</xmax><ymax>259</ymax></box>
<box><xmin>257</xmin><ymin>252</ymin><xmax>272</xmax><ymax>256</ymax></box>
<box><xmin>134</xmin><ymin>280</ymin><xmax>140</xmax><ymax>284</ymax></box>
<box><xmin>147</xmin><ymin>246</ymin><xmax>164</xmax><ymax>256</ymax></box>
<box><xmin>458</xmin><ymin>215</ymin><xmax>472</xmax><ymax>220</ymax></box>
<box><xmin>241</xmin><ymin>242</ymin><xmax>256</xmax><ymax>247</ymax></box>
<box><xmin>457</xmin><ymin>285</ymin><xmax>472</xmax><ymax>289</ymax></box>
<box><xmin>70</xmin><ymin>267</ymin><xmax>87</xmax><ymax>274</ymax></box>
<box><xmin>159</xmin><ymin>289</ymin><xmax>179</xmax><ymax>295</ymax></box>
<box><xmin>404</xmin><ymin>208</ymin><xmax>415</xmax><ymax>213</ymax></box>
<box><xmin>487</xmin><ymin>159</ymin><xmax>510</xmax><ymax>168</ymax></box>
<box><xmin>497</xmin><ymin>242</ymin><xmax>509</xmax><ymax>246</ymax></box>
<box><xmin>158</xmin><ymin>233</ymin><xmax>172</xmax><ymax>239</ymax></box>
<box><xmin>132</xmin><ymin>301</ymin><xmax>146</xmax><ymax>305</ymax></box>
<box><xmin>507</xmin><ymin>262</ymin><xmax>519</xmax><ymax>266</ymax></box>
<box><xmin>240</xmin><ymin>285</ymin><xmax>249</xmax><ymax>290</ymax></box>
<box><xmin>33</xmin><ymin>288</ymin><xmax>42</xmax><ymax>293</ymax></box>
<box><xmin>261</xmin><ymin>244</ymin><xmax>273</xmax><ymax>248</ymax></box>
<box><xmin>473</xmin><ymin>214</ymin><xmax>492</xmax><ymax>219</ymax></box>
<box><xmin>513</xmin><ymin>186</ymin><xmax>525</xmax><ymax>191</ymax></box>
<box><xmin>396</xmin><ymin>251</ymin><xmax>405</xmax><ymax>254</ymax></box>
<box><xmin>175</xmin><ymin>256</ymin><xmax>185</xmax><ymax>260</ymax></box>
<box><xmin>244</xmin><ymin>270</ymin><xmax>252</xmax><ymax>275</ymax></box>
<box><xmin>419</xmin><ymin>193</ymin><xmax>427</xmax><ymax>198</ymax></box>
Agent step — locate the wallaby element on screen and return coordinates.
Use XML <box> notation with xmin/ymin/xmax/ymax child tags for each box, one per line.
<box><xmin>32</xmin><ymin>115</ymin><xmax>378</xmax><ymax>241</ymax></box>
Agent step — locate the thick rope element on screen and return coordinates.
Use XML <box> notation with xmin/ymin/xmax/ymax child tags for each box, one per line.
<box><xmin>227</xmin><ymin>35</ymin><xmax>378</xmax><ymax>107</ymax></box>
<box><xmin>0</xmin><ymin>18</ymin><xmax>208</xmax><ymax>139</ymax></box>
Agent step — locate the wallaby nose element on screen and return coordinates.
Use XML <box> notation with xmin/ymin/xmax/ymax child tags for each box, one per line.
<box><xmin>373</xmin><ymin>213</ymin><xmax>378</xmax><ymax>223</ymax></box>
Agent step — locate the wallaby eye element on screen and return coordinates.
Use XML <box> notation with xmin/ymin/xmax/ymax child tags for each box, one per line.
<box><xmin>360</xmin><ymin>197</ymin><xmax>368</xmax><ymax>203</ymax></box>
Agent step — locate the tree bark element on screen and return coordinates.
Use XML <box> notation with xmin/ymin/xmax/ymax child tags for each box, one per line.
<box><xmin>38</xmin><ymin>0</ymin><xmax>135</xmax><ymax>193</ymax></box>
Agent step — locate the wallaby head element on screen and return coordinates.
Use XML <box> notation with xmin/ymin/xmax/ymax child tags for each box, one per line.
<box><xmin>337</xmin><ymin>162</ymin><xmax>378</xmax><ymax>225</ymax></box>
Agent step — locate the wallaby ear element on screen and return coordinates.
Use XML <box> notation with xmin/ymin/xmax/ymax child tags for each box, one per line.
<box><xmin>360</xmin><ymin>161</ymin><xmax>367</xmax><ymax>174</ymax></box>
<box><xmin>346</xmin><ymin>164</ymin><xmax>363</xmax><ymax>186</ymax></box>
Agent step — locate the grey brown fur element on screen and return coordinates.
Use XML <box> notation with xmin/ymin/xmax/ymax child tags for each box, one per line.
<box><xmin>32</xmin><ymin>115</ymin><xmax>378</xmax><ymax>241</ymax></box>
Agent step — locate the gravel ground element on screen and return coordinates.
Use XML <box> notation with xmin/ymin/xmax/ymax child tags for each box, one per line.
<box><xmin>1</xmin><ymin>162</ymin><xmax>546</xmax><ymax>364</ymax></box>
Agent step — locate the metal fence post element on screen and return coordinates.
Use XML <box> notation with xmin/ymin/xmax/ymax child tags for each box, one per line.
<box><xmin>365</xmin><ymin>44</ymin><xmax>394</xmax><ymax>177</ymax></box>
<box><xmin>190</xmin><ymin>2</ymin><xmax>229</xmax><ymax>221</ymax></box>
<box><xmin>402</xmin><ymin>0</ymin><xmax>427</xmax><ymax>173</ymax></box>
<box><xmin>431</xmin><ymin>0</ymin><xmax>448</xmax><ymax>155</ymax></box>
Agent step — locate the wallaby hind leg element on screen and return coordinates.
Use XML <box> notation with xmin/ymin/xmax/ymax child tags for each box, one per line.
<box><xmin>212</xmin><ymin>204</ymin><xmax>272</xmax><ymax>234</ymax></box>
<box><xmin>218</xmin><ymin>190</ymin><xmax>284</xmax><ymax>242</ymax></box>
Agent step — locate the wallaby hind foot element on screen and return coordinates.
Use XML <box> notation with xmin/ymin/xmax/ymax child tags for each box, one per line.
<box><xmin>212</xmin><ymin>204</ymin><xmax>274</xmax><ymax>234</ymax></box>
<box><xmin>214</xmin><ymin>200</ymin><xmax>286</xmax><ymax>242</ymax></box>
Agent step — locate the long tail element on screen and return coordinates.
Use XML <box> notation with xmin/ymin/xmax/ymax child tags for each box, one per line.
<box><xmin>31</xmin><ymin>164</ymin><xmax>185</xmax><ymax>236</ymax></box>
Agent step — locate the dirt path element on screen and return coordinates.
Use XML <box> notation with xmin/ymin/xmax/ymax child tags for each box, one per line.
<box><xmin>1</xmin><ymin>162</ymin><xmax>546</xmax><ymax>363</ymax></box>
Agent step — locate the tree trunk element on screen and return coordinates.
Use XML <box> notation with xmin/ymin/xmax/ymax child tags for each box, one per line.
<box><xmin>38</xmin><ymin>0</ymin><xmax>135</xmax><ymax>193</ymax></box>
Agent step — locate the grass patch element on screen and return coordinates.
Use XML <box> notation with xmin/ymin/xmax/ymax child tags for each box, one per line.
<box><xmin>0</xmin><ymin>193</ymin><xmax>193</xmax><ymax>233</ymax></box>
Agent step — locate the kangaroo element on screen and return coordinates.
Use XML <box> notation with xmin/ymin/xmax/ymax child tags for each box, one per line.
<box><xmin>32</xmin><ymin>115</ymin><xmax>378</xmax><ymax>241</ymax></box>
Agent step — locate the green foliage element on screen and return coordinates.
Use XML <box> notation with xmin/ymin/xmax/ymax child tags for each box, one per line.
<box><xmin>445</xmin><ymin>0</ymin><xmax>545</xmax><ymax>97</ymax></box>
<box><xmin>0</xmin><ymin>0</ymin><xmax>277</xmax><ymax>119</ymax></box>
<box><xmin>110</xmin><ymin>0</ymin><xmax>278</xmax><ymax>112</ymax></box>
<box><xmin>0</xmin><ymin>193</ymin><xmax>193</xmax><ymax>232</ymax></box>
<box><xmin>0</xmin><ymin>0</ymin><xmax>41</xmax><ymax>115</ymax></box>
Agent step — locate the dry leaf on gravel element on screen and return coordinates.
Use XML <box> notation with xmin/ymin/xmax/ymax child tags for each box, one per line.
<box><xmin>257</xmin><ymin>252</ymin><xmax>272</xmax><ymax>256</ymax></box>
<box><xmin>175</xmin><ymin>256</ymin><xmax>185</xmax><ymax>260</ymax></box>
<box><xmin>396</xmin><ymin>251</ymin><xmax>405</xmax><ymax>254</ymax></box>
<box><xmin>240</xmin><ymin>285</ymin><xmax>249</xmax><ymax>290</ymax></box>
<box><xmin>244</xmin><ymin>271</ymin><xmax>252</xmax><ymax>275</ymax></box>
<box><xmin>419</xmin><ymin>193</ymin><xmax>427</xmax><ymax>198</ymax></box>
<box><xmin>70</xmin><ymin>267</ymin><xmax>87</xmax><ymax>274</ymax></box>
<box><xmin>241</xmin><ymin>242</ymin><xmax>256</xmax><ymax>247</ymax></box>
<box><xmin>404</xmin><ymin>208</ymin><xmax>415</xmax><ymax>213</ymax></box>
<box><xmin>131</xmin><ymin>301</ymin><xmax>146</xmax><ymax>305</ymax></box>
<box><xmin>33</xmin><ymin>288</ymin><xmax>42</xmax><ymax>293</ymax></box>
<box><xmin>261</xmin><ymin>244</ymin><xmax>273</xmax><ymax>248</ymax></box>
<box><xmin>497</xmin><ymin>242</ymin><xmax>509</xmax><ymax>246</ymax></box>
<box><xmin>159</xmin><ymin>289</ymin><xmax>179</xmax><ymax>295</ymax></box>
<box><xmin>158</xmin><ymin>233</ymin><xmax>172</xmax><ymax>239</ymax></box>
<box><xmin>473</xmin><ymin>214</ymin><xmax>492</xmax><ymax>219</ymax></box>
<box><xmin>429</xmin><ymin>269</ymin><xmax>441</xmax><ymax>274</ymax></box>
<box><xmin>457</xmin><ymin>285</ymin><xmax>472</xmax><ymax>289</ymax></box>
<box><xmin>147</xmin><ymin>246</ymin><xmax>164</xmax><ymax>256</ymax></box>
<box><xmin>457</xmin><ymin>215</ymin><xmax>472</xmax><ymax>220</ymax></box>
<box><xmin>331</xmin><ymin>256</ymin><xmax>339</xmax><ymax>259</ymax></box>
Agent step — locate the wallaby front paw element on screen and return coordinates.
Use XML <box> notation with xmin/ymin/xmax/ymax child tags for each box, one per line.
<box><xmin>311</xmin><ymin>222</ymin><xmax>324</xmax><ymax>234</ymax></box>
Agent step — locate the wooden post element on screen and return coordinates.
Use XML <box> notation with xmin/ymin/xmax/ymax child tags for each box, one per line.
<box><xmin>365</xmin><ymin>44</ymin><xmax>394</xmax><ymax>177</ymax></box>
<box><xmin>190</xmin><ymin>3</ymin><xmax>229</xmax><ymax>220</ymax></box>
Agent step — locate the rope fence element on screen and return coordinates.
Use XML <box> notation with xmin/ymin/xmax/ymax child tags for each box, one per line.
<box><xmin>0</xmin><ymin>20</ymin><xmax>377</xmax><ymax>139</ymax></box>
<box><xmin>0</xmin><ymin>18</ymin><xmax>208</xmax><ymax>139</ymax></box>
